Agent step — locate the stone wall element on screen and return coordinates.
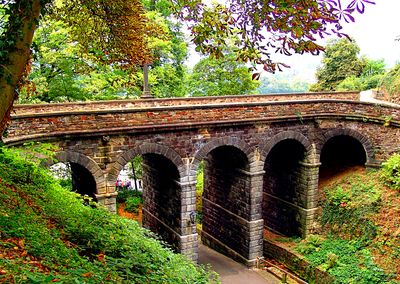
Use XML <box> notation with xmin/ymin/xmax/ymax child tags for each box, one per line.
<box><xmin>141</xmin><ymin>154</ymin><xmax>182</xmax><ymax>251</ymax></box>
<box><xmin>263</xmin><ymin>240</ymin><xmax>334</xmax><ymax>283</ymax></box>
<box><xmin>6</xmin><ymin>101</ymin><xmax>400</xmax><ymax>156</ymax></box>
<box><xmin>12</xmin><ymin>91</ymin><xmax>360</xmax><ymax>114</ymax></box>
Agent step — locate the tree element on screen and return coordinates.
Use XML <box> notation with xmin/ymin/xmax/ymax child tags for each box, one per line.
<box><xmin>257</xmin><ymin>74</ymin><xmax>310</xmax><ymax>94</ymax></box>
<box><xmin>18</xmin><ymin>18</ymin><xmax>142</xmax><ymax>103</ymax></box>
<box><xmin>310</xmin><ymin>38</ymin><xmax>365</xmax><ymax>91</ymax></box>
<box><xmin>188</xmin><ymin>54</ymin><xmax>259</xmax><ymax>96</ymax></box>
<box><xmin>380</xmin><ymin>64</ymin><xmax>400</xmax><ymax>102</ymax></box>
<box><xmin>18</xmin><ymin>6</ymin><xmax>189</xmax><ymax>102</ymax></box>
<box><xmin>0</xmin><ymin>0</ymin><xmax>375</xmax><ymax>135</ymax></box>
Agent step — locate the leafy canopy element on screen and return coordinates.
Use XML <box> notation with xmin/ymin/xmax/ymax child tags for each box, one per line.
<box><xmin>188</xmin><ymin>53</ymin><xmax>259</xmax><ymax>96</ymax></box>
<box><xmin>175</xmin><ymin>0</ymin><xmax>375</xmax><ymax>73</ymax></box>
<box><xmin>310</xmin><ymin>38</ymin><xmax>365</xmax><ymax>91</ymax></box>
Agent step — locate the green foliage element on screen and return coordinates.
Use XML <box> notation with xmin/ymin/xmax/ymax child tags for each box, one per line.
<box><xmin>336</xmin><ymin>75</ymin><xmax>365</xmax><ymax>91</ymax></box>
<box><xmin>0</xmin><ymin>145</ymin><xmax>218</xmax><ymax>283</ymax></box>
<box><xmin>188</xmin><ymin>53</ymin><xmax>259</xmax><ymax>96</ymax></box>
<box><xmin>196</xmin><ymin>162</ymin><xmax>204</xmax><ymax>224</ymax></box>
<box><xmin>361</xmin><ymin>58</ymin><xmax>386</xmax><ymax>78</ymax></box>
<box><xmin>127</xmin><ymin>155</ymin><xmax>143</xmax><ymax>181</ymax></box>
<box><xmin>116</xmin><ymin>187</ymin><xmax>143</xmax><ymax>203</ymax></box>
<box><xmin>321</xmin><ymin>173</ymin><xmax>381</xmax><ymax>242</ymax></box>
<box><xmin>18</xmin><ymin>10</ymin><xmax>189</xmax><ymax>102</ymax></box>
<box><xmin>380</xmin><ymin>63</ymin><xmax>400</xmax><ymax>98</ymax></box>
<box><xmin>18</xmin><ymin>18</ymin><xmax>142</xmax><ymax>103</ymax></box>
<box><xmin>381</xmin><ymin>153</ymin><xmax>400</xmax><ymax>191</ymax></box>
<box><xmin>257</xmin><ymin>74</ymin><xmax>310</xmax><ymax>94</ymax></box>
<box><xmin>336</xmin><ymin>62</ymin><xmax>385</xmax><ymax>91</ymax></box>
<box><xmin>296</xmin><ymin>236</ymin><xmax>390</xmax><ymax>284</ymax></box>
<box><xmin>310</xmin><ymin>38</ymin><xmax>365</xmax><ymax>91</ymax></box>
<box><xmin>125</xmin><ymin>196</ymin><xmax>143</xmax><ymax>213</ymax></box>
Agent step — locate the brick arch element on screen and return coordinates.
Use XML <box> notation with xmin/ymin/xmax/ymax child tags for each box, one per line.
<box><xmin>318</xmin><ymin>128</ymin><xmax>374</xmax><ymax>163</ymax></box>
<box><xmin>192</xmin><ymin>137</ymin><xmax>251</xmax><ymax>172</ymax></box>
<box><xmin>108</xmin><ymin>143</ymin><xmax>184</xmax><ymax>186</ymax></box>
<box><xmin>45</xmin><ymin>151</ymin><xmax>105</xmax><ymax>195</ymax></box>
<box><xmin>260</xmin><ymin>131</ymin><xmax>313</xmax><ymax>163</ymax></box>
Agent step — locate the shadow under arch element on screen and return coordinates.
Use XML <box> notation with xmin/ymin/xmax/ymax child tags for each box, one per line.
<box><xmin>109</xmin><ymin>143</ymin><xmax>185</xmax><ymax>253</ymax></box>
<box><xmin>192</xmin><ymin>136</ymin><xmax>251</xmax><ymax>173</ymax></box>
<box><xmin>45</xmin><ymin>151</ymin><xmax>105</xmax><ymax>199</ymax></box>
<box><xmin>109</xmin><ymin>143</ymin><xmax>185</xmax><ymax>186</ymax></box>
<box><xmin>318</xmin><ymin>128</ymin><xmax>374</xmax><ymax>164</ymax></box>
<box><xmin>194</xmin><ymin>137</ymin><xmax>260</xmax><ymax>262</ymax></box>
<box><xmin>260</xmin><ymin>130</ymin><xmax>313</xmax><ymax>162</ymax></box>
<box><xmin>318</xmin><ymin>129</ymin><xmax>373</xmax><ymax>182</ymax></box>
<box><xmin>260</xmin><ymin>131</ymin><xmax>314</xmax><ymax>237</ymax></box>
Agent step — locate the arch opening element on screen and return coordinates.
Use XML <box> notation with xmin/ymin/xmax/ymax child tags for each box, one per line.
<box><xmin>263</xmin><ymin>139</ymin><xmax>307</xmax><ymax>237</ymax></box>
<box><xmin>201</xmin><ymin>145</ymin><xmax>251</xmax><ymax>257</ymax></box>
<box><xmin>115</xmin><ymin>153</ymin><xmax>182</xmax><ymax>252</ymax></box>
<box><xmin>319</xmin><ymin>135</ymin><xmax>367</xmax><ymax>183</ymax></box>
<box><xmin>50</xmin><ymin>162</ymin><xmax>97</xmax><ymax>200</ymax></box>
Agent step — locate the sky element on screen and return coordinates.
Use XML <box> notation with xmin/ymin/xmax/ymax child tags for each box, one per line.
<box><xmin>186</xmin><ymin>0</ymin><xmax>400</xmax><ymax>82</ymax></box>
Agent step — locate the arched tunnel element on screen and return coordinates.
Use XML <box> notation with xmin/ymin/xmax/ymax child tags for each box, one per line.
<box><xmin>263</xmin><ymin>139</ymin><xmax>307</xmax><ymax>237</ymax></box>
<box><xmin>319</xmin><ymin>135</ymin><xmax>367</xmax><ymax>181</ymax></box>
<box><xmin>202</xmin><ymin>145</ymin><xmax>251</xmax><ymax>257</ymax></box>
<box><xmin>140</xmin><ymin>153</ymin><xmax>182</xmax><ymax>252</ymax></box>
<box><xmin>69</xmin><ymin>162</ymin><xmax>97</xmax><ymax>200</ymax></box>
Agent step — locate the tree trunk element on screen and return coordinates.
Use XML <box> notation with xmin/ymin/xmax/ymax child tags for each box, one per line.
<box><xmin>0</xmin><ymin>0</ymin><xmax>42</xmax><ymax>135</ymax></box>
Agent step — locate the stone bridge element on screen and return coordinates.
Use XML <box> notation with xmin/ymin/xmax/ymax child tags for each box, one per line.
<box><xmin>4</xmin><ymin>91</ymin><xmax>400</xmax><ymax>265</ymax></box>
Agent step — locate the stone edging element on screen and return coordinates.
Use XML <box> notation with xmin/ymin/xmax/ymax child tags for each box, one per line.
<box><xmin>263</xmin><ymin>239</ymin><xmax>334</xmax><ymax>283</ymax></box>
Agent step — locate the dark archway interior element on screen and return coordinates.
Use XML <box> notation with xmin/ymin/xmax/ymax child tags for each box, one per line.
<box><xmin>319</xmin><ymin>135</ymin><xmax>367</xmax><ymax>181</ymax></box>
<box><xmin>70</xmin><ymin>162</ymin><xmax>97</xmax><ymax>200</ymax></box>
<box><xmin>141</xmin><ymin>153</ymin><xmax>181</xmax><ymax>251</ymax></box>
<box><xmin>202</xmin><ymin>145</ymin><xmax>250</xmax><ymax>256</ymax></box>
<box><xmin>263</xmin><ymin>139</ymin><xmax>306</xmax><ymax>237</ymax></box>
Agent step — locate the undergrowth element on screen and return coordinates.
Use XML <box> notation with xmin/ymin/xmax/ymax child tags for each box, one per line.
<box><xmin>295</xmin><ymin>166</ymin><xmax>400</xmax><ymax>283</ymax></box>
<box><xmin>321</xmin><ymin>173</ymin><xmax>381</xmax><ymax>242</ymax></box>
<box><xmin>297</xmin><ymin>236</ymin><xmax>390</xmax><ymax>284</ymax></box>
<box><xmin>0</xmin><ymin>145</ymin><xmax>218</xmax><ymax>283</ymax></box>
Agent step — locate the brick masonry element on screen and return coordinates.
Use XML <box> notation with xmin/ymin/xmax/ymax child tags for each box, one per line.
<box><xmin>5</xmin><ymin>92</ymin><xmax>400</xmax><ymax>264</ymax></box>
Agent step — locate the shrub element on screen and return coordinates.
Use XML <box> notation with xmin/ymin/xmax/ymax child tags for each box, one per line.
<box><xmin>125</xmin><ymin>196</ymin><xmax>142</xmax><ymax>213</ymax></box>
<box><xmin>117</xmin><ymin>187</ymin><xmax>142</xmax><ymax>203</ymax></box>
<box><xmin>296</xmin><ymin>237</ymin><xmax>390</xmax><ymax>284</ymax></box>
<box><xmin>381</xmin><ymin>153</ymin><xmax>400</xmax><ymax>191</ymax></box>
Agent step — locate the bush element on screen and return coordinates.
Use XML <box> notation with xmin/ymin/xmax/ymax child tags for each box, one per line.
<box><xmin>117</xmin><ymin>187</ymin><xmax>142</xmax><ymax>203</ymax></box>
<box><xmin>381</xmin><ymin>153</ymin><xmax>400</xmax><ymax>191</ymax></box>
<box><xmin>0</xmin><ymin>145</ymin><xmax>218</xmax><ymax>283</ymax></box>
<box><xmin>125</xmin><ymin>196</ymin><xmax>142</xmax><ymax>213</ymax></box>
<box><xmin>296</xmin><ymin>237</ymin><xmax>390</xmax><ymax>284</ymax></box>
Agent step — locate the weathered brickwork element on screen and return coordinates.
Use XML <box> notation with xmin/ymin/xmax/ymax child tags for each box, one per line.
<box><xmin>13</xmin><ymin>91</ymin><xmax>359</xmax><ymax>114</ymax></box>
<box><xmin>5</xmin><ymin>93</ymin><xmax>400</xmax><ymax>265</ymax></box>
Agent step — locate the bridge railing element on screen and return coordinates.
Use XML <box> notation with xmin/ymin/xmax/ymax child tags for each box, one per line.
<box><xmin>12</xmin><ymin>92</ymin><xmax>359</xmax><ymax>115</ymax></box>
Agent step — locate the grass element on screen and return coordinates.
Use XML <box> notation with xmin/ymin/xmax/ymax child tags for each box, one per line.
<box><xmin>0</xmin><ymin>145</ymin><xmax>218</xmax><ymax>283</ymax></box>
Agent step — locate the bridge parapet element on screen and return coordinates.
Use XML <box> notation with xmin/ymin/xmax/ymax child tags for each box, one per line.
<box><xmin>12</xmin><ymin>91</ymin><xmax>359</xmax><ymax>115</ymax></box>
<box><xmin>5</xmin><ymin>99</ymin><xmax>400</xmax><ymax>145</ymax></box>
